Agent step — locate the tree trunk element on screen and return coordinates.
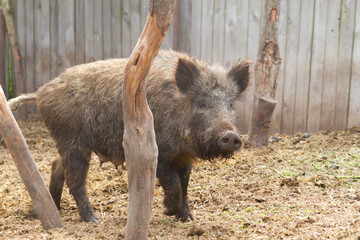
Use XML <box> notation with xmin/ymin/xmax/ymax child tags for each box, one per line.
<box><xmin>246</xmin><ymin>0</ymin><xmax>282</xmax><ymax>147</ymax></box>
<box><xmin>0</xmin><ymin>0</ymin><xmax>26</xmax><ymax>119</ymax></box>
<box><xmin>0</xmin><ymin>85</ymin><xmax>64</xmax><ymax>229</ymax></box>
<box><xmin>122</xmin><ymin>1</ymin><xmax>176</xmax><ymax>239</ymax></box>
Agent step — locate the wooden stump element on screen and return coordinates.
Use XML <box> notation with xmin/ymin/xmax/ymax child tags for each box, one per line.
<box><xmin>0</xmin><ymin>85</ymin><xmax>64</xmax><ymax>229</ymax></box>
<box><xmin>246</xmin><ymin>0</ymin><xmax>282</xmax><ymax>147</ymax></box>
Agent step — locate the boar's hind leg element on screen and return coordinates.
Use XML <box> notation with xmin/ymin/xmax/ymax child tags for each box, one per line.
<box><xmin>49</xmin><ymin>156</ymin><xmax>65</xmax><ymax>209</ymax></box>
<box><xmin>60</xmin><ymin>142</ymin><xmax>99</xmax><ymax>223</ymax></box>
<box><xmin>158</xmin><ymin>161</ymin><xmax>194</xmax><ymax>222</ymax></box>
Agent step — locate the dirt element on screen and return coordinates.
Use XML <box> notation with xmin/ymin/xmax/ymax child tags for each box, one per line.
<box><xmin>0</xmin><ymin>119</ymin><xmax>359</xmax><ymax>239</ymax></box>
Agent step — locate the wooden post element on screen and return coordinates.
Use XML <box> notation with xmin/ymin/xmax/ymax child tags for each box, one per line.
<box><xmin>246</xmin><ymin>0</ymin><xmax>282</xmax><ymax>147</ymax></box>
<box><xmin>0</xmin><ymin>0</ymin><xmax>26</xmax><ymax>119</ymax></box>
<box><xmin>0</xmin><ymin>85</ymin><xmax>64</xmax><ymax>229</ymax></box>
<box><xmin>122</xmin><ymin>1</ymin><xmax>176</xmax><ymax>239</ymax></box>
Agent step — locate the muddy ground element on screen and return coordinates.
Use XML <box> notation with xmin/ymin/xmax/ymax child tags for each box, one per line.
<box><xmin>0</xmin><ymin>119</ymin><xmax>359</xmax><ymax>239</ymax></box>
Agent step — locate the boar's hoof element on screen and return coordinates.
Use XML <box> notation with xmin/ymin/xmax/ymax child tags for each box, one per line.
<box><xmin>176</xmin><ymin>208</ymin><xmax>195</xmax><ymax>222</ymax></box>
<box><xmin>82</xmin><ymin>215</ymin><xmax>100</xmax><ymax>224</ymax></box>
<box><xmin>218</xmin><ymin>131</ymin><xmax>242</xmax><ymax>152</ymax></box>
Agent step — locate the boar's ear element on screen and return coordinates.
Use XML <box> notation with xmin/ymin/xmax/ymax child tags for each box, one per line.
<box><xmin>227</xmin><ymin>60</ymin><xmax>252</xmax><ymax>93</ymax></box>
<box><xmin>175</xmin><ymin>58</ymin><xmax>200</xmax><ymax>93</ymax></box>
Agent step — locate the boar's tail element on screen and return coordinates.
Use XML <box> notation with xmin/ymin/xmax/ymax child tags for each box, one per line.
<box><xmin>7</xmin><ymin>93</ymin><xmax>37</xmax><ymax>111</ymax></box>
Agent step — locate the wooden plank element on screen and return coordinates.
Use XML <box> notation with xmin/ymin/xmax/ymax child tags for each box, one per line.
<box><xmin>93</xmin><ymin>0</ymin><xmax>103</xmax><ymax>60</ymax></box>
<box><xmin>223</xmin><ymin>0</ymin><xmax>248</xmax><ymax>133</ymax></box>
<box><xmin>177</xmin><ymin>0</ymin><xmax>192</xmax><ymax>53</ymax></box>
<box><xmin>50</xmin><ymin>0</ymin><xmax>60</xmax><ymax>79</ymax></box>
<box><xmin>65</xmin><ymin>0</ymin><xmax>75</xmax><ymax>67</ymax></box>
<box><xmin>121</xmin><ymin>0</ymin><xmax>132</xmax><ymax>57</ymax></box>
<box><xmin>5</xmin><ymin>36</ymin><xmax>9</xmax><ymax>98</ymax></box>
<box><xmin>281</xmin><ymin>0</ymin><xmax>301</xmax><ymax>134</ymax></box>
<box><xmin>15</xmin><ymin>0</ymin><xmax>27</xmax><ymax>117</ymax></box>
<box><xmin>103</xmin><ymin>0</ymin><xmax>112</xmax><ymax>59</ymax></box>
<box><xmin>75</xmin><ymin>0</ymin><xmax>85</xmax><ymax>64</ymax></box>
<box><xmin>111</xmin><ymin>0</ymin><xmax>122</xmax><ymax>58</ymax></box>
<box><xmin>270</xmin><ymin>0</ymin><xmax>287</xmax><ymax>134</ymax></box>
<box><xmin>244</xmin><ymin>0</ymin><xmax>263</xmax><ymax>132</ymax></box>
<box><xmin>190</xmin><ymin>0</ymin><xmax>202</xmax><ymax>58</ymax></box>
<box><xmin>307</xmin><ymin>0</ymin><xmax>328</xmax><ymax>133</ymax></box>
<box><xmin>335</xmin><ymin>0</ymin><xmax>356</xmax><ymax>130</ymax></box>
<box><xmin>16</xmin><ymin>0</ymin><xmax>26</xmax><ymax>90</ymax></box>
<box><xmin>348</xmin><ymin>0</ymin><xmax>360</xmax><ymax>128</ymax></box>
<box><xmin>140</xmin><ymin>0</ymin><xmax>149</xmax><ymax>27</ymax></box>
<box><xmin>34</xmin><ymin>0</ymin><xmax>50</xmax><ymax>89</ymax></box>
<box><xmin>293</xmin><ymin>0</ymin><xmax>315</xmax><ymax>133</ymax></box>
<box><xmin>224</xmin><ymin>0</ymin><xmax>248</xmax><ymax>68</ymax></box>
<box><xmin>212</xmin><ymin>0</ymin><xmax>225</xmax><ymax>63</ymax></box>
<box><xmin>84</xmin><ymin>0</ymin><xmax>94</xmax><ymax>62</ymax></box>
<box><xmin>0</xmin><ymin>11</ymin><xmax>7</xmax><ymax>98</ymax></box>
<box><xmin>319</xmin><ymin>0</ymin><xmax>341</xmax><ymax>131</ymax></box>
<box><xmin>25</xmin><ymin>0</ymin><xmax>36</xmax><ymax>115</ymax></box>
<box><xmin>200</xmin><ymin>0</ymin><xmax>214</xmax><ymax>61</ymax></box>
<box><xmin>58</xmin><ymin>0</ymin><xmax>67</xmax><ymax>71</ymax></box>
<box><xmin>130</xmin><ymin>0</ymin><xmax>141</xmax><ymax>50</ymax></box>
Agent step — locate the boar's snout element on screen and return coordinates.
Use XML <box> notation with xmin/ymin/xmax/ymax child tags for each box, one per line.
<box><xmin>218</xmin><ymin>131</ymin><xmax>242</xmax><ymax>152</ymax></box>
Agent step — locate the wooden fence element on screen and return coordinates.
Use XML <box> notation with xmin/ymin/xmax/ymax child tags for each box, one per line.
<box><xmin>0</xmin><ymin>0</ymin><xmax>359</xmax><ymax>134</ymax></box>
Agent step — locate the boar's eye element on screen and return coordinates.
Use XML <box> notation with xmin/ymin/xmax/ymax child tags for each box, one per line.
<box><xmin>230</xmin><ymin>103</ymin><xmax>234</xmax><ymax>109</ymax></box>
<box><xmin>198</xmin><ymin>102</ymin><xmax>207</xmax><ymax>109</ymax></box>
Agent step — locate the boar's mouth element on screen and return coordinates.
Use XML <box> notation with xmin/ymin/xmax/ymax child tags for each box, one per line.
<box><xmin>196</xmin><ymin>137</ymin><xmax>236</xmax><ymax>161</ymax></box>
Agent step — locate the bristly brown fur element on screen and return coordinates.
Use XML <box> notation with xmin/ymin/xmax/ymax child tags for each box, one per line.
<box><xmin>8</xmin><ymin>50</ymin><xmax>251</xmax><ymax>223</ymax></box>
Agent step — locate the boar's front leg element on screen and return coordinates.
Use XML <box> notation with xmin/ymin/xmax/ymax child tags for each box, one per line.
<box><xmin>158</xmin><ymin>160</ymin><xmax>194</xmax><ymax>222</ymax></box>
<box><xmin>59</xmin><ymin>141</ymin><xmax>99</xmax><ymax>223</ymax></box>
<box><xmin>176</xmin><ymin>163</ymin><xmax>194</xmax><ymax>221</ymax></box>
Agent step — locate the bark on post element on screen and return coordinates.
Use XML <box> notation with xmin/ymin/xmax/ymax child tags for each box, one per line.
<box><xmin>122</xmin><ymin>1</ymin><xmax>176</xmax><ymax>239</ymax></box>
<box><xmin>0</xmin><ymin>0</ymin><xmax>26</xmax><ymax>119</ymax></box>
<box><xmin>0</xmin><ymin>85</ymin><xmax>64</xmax><ymax>229</ymax></box>
<box><xmin>246</xmin><ymin>0</ymin><xmax>282</xmax><ymax>147</ymax></box>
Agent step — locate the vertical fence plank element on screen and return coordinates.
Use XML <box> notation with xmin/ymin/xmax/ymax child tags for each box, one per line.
<box><xmin>121</xmin><ymin>0</ymin><xmax>131</xmax><ymax>57</ymax></box>
<box><xmin>212</xmin><ymin>0</ymin><xmax>225</xmax><ymax>63</ymax></box>
<box><xmin>58</xmin><ymin>0</ymin><xmax>68</xmax><ymax>70</ymax></box>
<box><xmin>176</xmin><ymin>0</ymin><xmax>191</xmax><ymax>53</ymax></box>
<box><xmin>244</xmin><ymin>0</ymin><xmax>263</xmax><ymax>131</ymax></box>
<box><xmin>50</xmin><ymin>0</ymin><xmax>59</xmax><ymax>79</ymax></box>
<box><xmin>307</xmin><ymin>0</ymin><xmax>328</xmax><ymax>133</ymax></box>
<box><xmin>130</xmin><ymin>0</ymin><xmax>141</xmax><ymax>50</ymax></box>
<box><xmin>270</xmin><ymin>0</ymin><xmax>287</xmax><ymax>134</ymax></box>
<box><xmin>103</xmin><ymin>0</ymin><xmax>112</xmax><ymax>59</ymax></box>
<box><xmin>16</xmin><ymin>0</ymin><xmax>26</xmax><ymax>89</ymax></box>
<box><xmin>319</xmin><ymin>0</ymin><xmax>341</xmax><ymax>131</ymax></box>
<box><xmin>84</xmin><ymin>0</ymin><xmax>94</xmax><ymax>62</ymax></box>
<box><xmin>5</xmin><ymin>36</ymin><xmax>9</xmax><ymax>99</ymax></box>
<box><xmin>93</xmin><ymin>0</ymin><xmax>103</xmax><ymax>60</ymax></box>
<box><xmin>34</xmin><ymin>0</ymin><xmax>50</xmax><ymax>90</ymax></box>
<box><xmin>25</xmin><ymin>0</ymin><xmax>36</xmax><ymax>114</ymax></box>
<box><xmin>75</xmin><ymin>0</ymin><xmax>85</xmax><ymax>64</ymax></box>
<box><xmin>335</xmin><ymin>0</ymin><xmax>356</xmax><ymax>130</ymax></box>
<box><xmin>190</xmin><ymin>0</ymin><xmax>201</xmax><ymax>57</ymax></box>
<box><xmin>348</xmin><ymin>0</ymin><xmax>360</xmax><ymax>128</ymax></box>
<box><xmin>293</xmin><ymin>0</ymin><xmax>315</xmax><ymax>133</ymax></box>
<box><xmin>0</xmin><ymin>11</ymin><xmax>7</xmax><ymax>98</ymax></box>
<box><xmin>111</xmin><ymin>0</ymin><xmax>121</xmax><ymax>58</ymax></box>
<box><xmin>200</xmin><ymin>0</ymin><xmax>214</xmax><ymax>61</ymax></box>
<box><xmin>224</xmin><ymin>0</ymin><xmax>249</xmax><ymax>133</ymax></box>
<box><xmin>223</xmin><ymin>0</ymin><xmax>237</xmax><ymax>68</ymax></box>
<box><xmin>281</xmin><ymin>0</ymin><xmax>301</xmax><ymax>134</ymax></box>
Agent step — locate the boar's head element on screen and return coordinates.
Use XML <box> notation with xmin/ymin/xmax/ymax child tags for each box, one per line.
<box><xmin>175</xmin><ymin>57</ymin><xmax>251</xmax><ymax>161</ymax></box>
